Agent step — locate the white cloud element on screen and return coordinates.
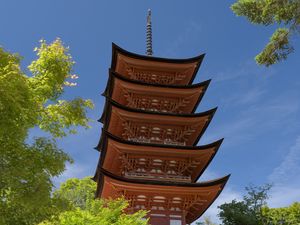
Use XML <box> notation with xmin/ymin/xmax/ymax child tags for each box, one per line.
<box><xmin>162</xmin><ymin>20</ymin><xmax>202</xmax><ymax>57</ymax></box>
<box><xmin>267</xmin><ymin>136</ymin><xmax>300</xmax><ymax>207</ymax></box>
<box><xmin>222</xmin><ymin>88</ymin><xmax>266</xmax><ymax>106</ymax></box>
<box><xmin>200</xmin><ymin>116</ymin><xmax>254</xmax><ymax>147</ymax></box>
<box><xmin>213</xmin><ymin>60</ymin><xmax>276</xmax><ymax>83</ymax></box>
<box><xmin>194</xmin><ymin>60</ymin><xmax>300</xmax><ymax>223</ymax></box>
<box><xmin>194</xmin><ymin>136</ymin><xmax>300</xmax><ymax>223</ymax></box>
<box><xmin>268</xmin><ymin>136</ymin><xmax>300</xmax><ymax>185</ymax></box>
<box><xmin>201</xmin><ymin>86</ymin><xmax>299</xmax><ymax>148</ymax></box>
<box><xmin>269</xmin><ymin>186</ymin><xmax>300</xmax><ymax>208</ymax></box>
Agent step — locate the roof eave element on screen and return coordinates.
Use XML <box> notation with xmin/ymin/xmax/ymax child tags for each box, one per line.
<box><xmin>111</xmin><ymin>43</ymin><xmax>205</xmax><ymax>85</ymax></box>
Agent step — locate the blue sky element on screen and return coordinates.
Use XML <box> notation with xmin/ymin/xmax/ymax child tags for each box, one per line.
<box><xmin>1</xmin><ymin>0</ymin><xmax>300</xmax><ymax>222</ymax></box>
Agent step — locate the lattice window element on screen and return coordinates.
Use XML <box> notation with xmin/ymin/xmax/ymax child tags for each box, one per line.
<box><xmin>125</xmin><ymin>66</ymin><xmax>187</xmax><ymax>85</ymax></box>
<box><xmin>122</xmin><ymin>121</ymin><xmax>198</xmax><ymax>146</ymax></box>
<box><xmin>122</xmin><ymin>88</ymin><xmax>191</xmax><ymax>113</ymax></box>
<box><xmin>114</xmin><ymin>190</ymin><xmax>206</xmax><ymax>214</ymax></box>
<box><xmin>120</xmin><ymin>153</ymin><xmax>202</xmax><ymax>181</ymax></box>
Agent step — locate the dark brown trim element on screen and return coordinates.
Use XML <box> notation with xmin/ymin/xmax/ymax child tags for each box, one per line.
<box><xmin>98</xmin><ymin>98</ymin><xmax>216</xmax><ymax>148</ymax></box>
<box><xmin>95</xmin><ymin>169</ymin><xmax>230</xmax><ymax>224</ymax></box>
<box><xmin>95</xmin><ymin>129</ymin><xmax>223</xmax><ymax>151</ymax></box>
<box><xmin>103</xmin><ymin>167</ymin><xmax>230</xmax><ymax>187</ymax></box>
<box><xmin>193</xmin><ymin>111</ymin><xmax>215</xmax><ymax>146</ymax></box>
<box><xmin>187</xmin><ymin>175</ymin><xmax>229</xmax><ymax>223</ymax></box>
<box><xmin>192</xmin><ymin>138</ymin><xmax>223</xmax><ymax>182</ymax></box>
<box><xmin>99</xmin><ymin>97</ymin><xmax>109</xmax><ymax>123</ymax></box>
<box><xmin>110</xmin><ymin>43</ymin><xmax>205</xmax><ymax>84</ymax></box>
<box><xmin>107</xmin><ymin>69</ymin><xmax>211</xmax><ymax>90</ymax></box>
<box><xmin>96</xmin><ymin>168</ymin><xmax>230</xmax><ymax>197</ymax></box>
<box><xmin>95</xmin><ymin>172</ymin><xmax>105</xmax><ymax>198</ymax></box>
<box><xmin>99</xmin><ymin>97</ymin><xmax>217</xmax><ymax>122</ymax></box>
<box><xmin>102</xmin><ymin>69</ymin><xmax>211</xmax><ymax>114</ymax></box>
<box><xmin>191</xmin><ymin>81</ymin><xmax>210</xmax><ymax>113</ymax></box>
<box><xmin>95</xmin><ymin>170</ymin><xmax>230</xmax><ymax>224</ymax></box>
<box><xmin>93</xmin><ymin>129</ymin><xmax>223</xmax><ymax>183</ymax></box>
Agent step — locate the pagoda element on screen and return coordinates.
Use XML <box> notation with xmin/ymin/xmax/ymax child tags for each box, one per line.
<box><xmin>93</xmin><ymin>10</ymin><xmax>230</xmax><ymax>225</ymax></box>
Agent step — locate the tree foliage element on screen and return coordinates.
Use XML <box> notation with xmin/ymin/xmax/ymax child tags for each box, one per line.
<box><xmin>53</xmin><ymin>177</ymin><xmax>97</xmax><ymax>210</ymax></box>
<box><xmin>38</xmin><ymin>199</ymin><xmax>148</xmax><ymax>225</ymax></box>
<box><xmin>38</xmin><ymin>177</ymin><xmax>148</xmax><ymax>225</ymax></box>
<box><xmin>231</xmin><ymin>0</ymin><xmax>300</xmax><ymax>66</ymax></box>
<box><xmin>0</xmin><ymin>39</ymin><xmax>93</xmax><ymax>225</ymax></box>
<box><xmin>218</xmin><ymin>184</ymin><xmax>272</xmax><ymax>225</ymax></box>
<box><xmin>262</xmin><ymin>202</ymin><xmax>300</xmax><ymax>225</ymax></box>
<box><xmin>207</xmin><ymin>184</ymin><xmax>300</xmax><ymax>225</ymax></box>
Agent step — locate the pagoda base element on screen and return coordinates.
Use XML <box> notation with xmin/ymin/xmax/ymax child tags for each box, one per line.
<box><xmin>96</xmin><ymin>169</ymin><xmax>229</xmax><ymax>225</ymax></box>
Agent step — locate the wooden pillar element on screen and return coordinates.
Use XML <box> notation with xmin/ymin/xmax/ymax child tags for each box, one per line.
<box><xmin>181</xmin><ymin>210</ymin><xmax>187</xmax><ymax>225</ymax></box>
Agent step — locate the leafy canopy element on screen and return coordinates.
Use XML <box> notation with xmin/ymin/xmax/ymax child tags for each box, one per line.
<box><xmin>38</xmin><ymin>177</ymin><xmax>148</xmax><ymax>225</ymax></box>
<box><xmin>218</xmin><ymin>184</ymin><xmax>272</xmax><ymax>225</ymax></box>
<box><xmin>262</xmin><ymin>202</ymin><xmax>300</xmax><ymax>225</ymax></box>
<box><xmin>198</xmin><ymin>184</ymin><xmax>299</xmax><ymax>225</ymax></box>
<box><xmin>0</xmin><ymin>39</ymin><xmax>93</xmax><ymax>225</ymax></box>
<box><xmin>231</xmin><ymin>0</ymin><xmax>300</xmax><ymax>66</ymax></box>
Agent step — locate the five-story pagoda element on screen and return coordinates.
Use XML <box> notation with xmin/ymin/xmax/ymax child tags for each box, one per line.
<box><xmin>93</xmin><ymin>10</ymin><xmax>230</xmax><ymax>225</ymax></box>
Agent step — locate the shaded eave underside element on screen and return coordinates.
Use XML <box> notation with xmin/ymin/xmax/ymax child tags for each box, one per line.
<box><xmin>97</xmin><ymin>168</ymin><xmax>230</xmax><ymax>195</ymax></box>
<box><xmin>95</xmin><ymin>129</ymin><xmax>223</xmax><ymax>151</ymax></box>
<box><xmin>102</xmin><ymin>70</ymin><xmax>211</xmax><ymax>114</ymax></box>
<box><xmin>93</xmin><ymin>130</ymin><xmax>224</xmax><ymax>183</ymax></box>
<box><xmin>96</xmin><ymin>168</ymin><xmax>230</xmax><ymax>223</ymax></box>
<box><xmin>111</xmin><ymin>43</ymin><xmax>205</xmax><ymax>85</ymax></box>
<box><xmin>105</xmin><ymin>69</ymin><xmax>211</xmax><ymax>90</ymax></box>
<box><xmin>99</xmin><ymin>97</ymin><xmax>217</xmax><ymax>123</ymax></box>
<box><xmin>98</xmin><ymin>98</ymin><xmax>216</xmax><ymax>147</ymax></box>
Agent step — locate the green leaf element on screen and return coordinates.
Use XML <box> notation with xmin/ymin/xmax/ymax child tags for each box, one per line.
<box><xmin>256</xmin><ymin>28</ymin><xmax>293</xmax><ymax>66</ymax></box>
<box><xmin>1</xmin><ymin>39</ymin><xmax>93</xmax><ymax>225</ymax></box>
<box><xmin>231</xmin><ymin>0</ymin><xmax>300</xmax><ymax>66</ymax></box>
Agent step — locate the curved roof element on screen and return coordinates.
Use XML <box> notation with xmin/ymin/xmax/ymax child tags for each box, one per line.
<box><xmin>97</xmin><ymin>168</ymin><xmax>230</xmax><ymax>224</ymax></box>
<box><xmin>95</xmin><ymin>129</ymin><xmax>223</xmax><ymax>151</ymax></box>
<box><xmin>100</xmin><ymin>98</ymin><xmax>217</xmax><ymax>123</ymax></box>
<box><xmin>102</xmin><ymin>70</ymin><xmax>210</xmax><ymax>114</ymax></box>
<box><xmin>105</xmin><ymin>69</ymin><xmax>211</xmax><ymax>89</ymax></box>
<box><xmin>94</xmin><ymin>130</ymin><xmax>223</xmax><ymax>183</ymax></box>
<box><xmin>99</xmin><ymin>167</ymin><xmax>230</xmax><ymax>189</ymax></box>
<box><xmin>111</xmin><ymin>43</ymin><xmax>206</xmax><ymax>67</ymax></box>
<box><xmin>111</xmin><ymin>43</ymin><xmax>205</xmax><ymax>85</ymax></box>
<box><xmin>100</xmin><ymin>98</ymin><xmax>216</xmax><ymax>147</ymax></box>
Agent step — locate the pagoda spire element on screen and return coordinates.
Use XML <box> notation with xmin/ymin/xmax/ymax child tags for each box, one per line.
<box><xmin>146</xmin><ymin>9</ymin><xmax>153</xmax><ymax>56</ymax></box>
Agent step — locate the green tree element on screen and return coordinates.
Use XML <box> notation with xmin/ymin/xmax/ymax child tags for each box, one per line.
<box><xmin>38</xmin><ymin>177</ymin><xmax>148</xmax><ymax>225</ymax></box>
<box><xmin>0</xmin><ymin>39</ymin><xmax>93</xmax><ymax>225</ymax></box>
<box><xmin>262</xmin><ymin>202</ymin><xmax>300</xmax><ymax>225</ymax></box>
<box><xmin>218</xmin><ymin>184</ymin><xmax>272</xmax><ymax>225</ymax></box>
<box><xmin>231</xmin><ymin>0</ymin><xmax>300</xmax><ymax>66</ymax></box>
<box><xmin>53</xmin><ymin>177</ymin><xmax>97</xmax><ymax>210</ymax></box>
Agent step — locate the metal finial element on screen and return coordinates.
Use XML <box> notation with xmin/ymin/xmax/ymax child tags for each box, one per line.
<box><xmin>146</xmin><ymin>9</ymin><xmax>153</xmax><ymax>56</ymax></box>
